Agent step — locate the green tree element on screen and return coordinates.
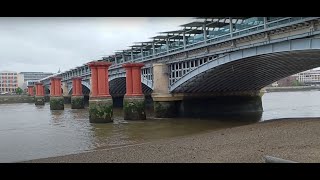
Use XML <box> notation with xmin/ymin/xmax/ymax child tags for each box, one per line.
<box><xmin>292</xmin><ymin>80</ymin><xmax>303</xmax><ymax>86</ymax></box>
<box><xmin>16</xmin><ymin>87</ymin><xmax>23</xmax><ymax>95</ymax></box>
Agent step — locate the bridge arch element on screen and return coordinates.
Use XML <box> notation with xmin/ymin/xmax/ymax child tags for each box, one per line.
<box><xmin>109</xmin><ymin>77</ymin><xmax>153</xmax><ymax>97</ymax></box>
<box><xmin>68</xmin><ymin>82</ymin><xmax>91</xmax><ymax>95</ymax></box>
<box><xmin>170</xmin><ymin>37</ymin><xmax>320</xmax><ymax>93</ymax></box>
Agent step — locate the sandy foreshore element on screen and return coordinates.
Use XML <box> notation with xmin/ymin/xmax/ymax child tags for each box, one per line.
<box><xmin>21</xmin><ymin>118</ymin><xmax>320</xmax><ymax>163</ymax></box>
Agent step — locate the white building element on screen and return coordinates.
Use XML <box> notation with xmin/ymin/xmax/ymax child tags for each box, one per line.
<box><xmin>0</xmin><ymin>71</ymin><xmax>18</xmax><ymax>93</ymax></box>
<box><xmin>18</xmin><ymin>72</ymin><xmax>53</xmax><ymax>89</ymax></box>
<box><xmin>293</xmin><ymin>69</ymin><xmax>320</xmax><ymax>85</ymax></box>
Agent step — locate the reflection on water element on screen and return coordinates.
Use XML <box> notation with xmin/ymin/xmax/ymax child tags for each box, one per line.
<box><xmin>0</xmin><ymin>91</ymin><xmax>320</xmax><ymax>162</ymax></box>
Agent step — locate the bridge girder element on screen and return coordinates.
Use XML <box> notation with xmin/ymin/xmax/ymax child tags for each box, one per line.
<box><xmin>170</xmin><ymin>37</ymin><xmax>320</xmax><ymax>93</ymax></box>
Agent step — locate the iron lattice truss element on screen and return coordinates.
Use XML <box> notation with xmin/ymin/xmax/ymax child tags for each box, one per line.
<box><xmin>100</xmin><ymin>17</ymin><xmax>257</xmax><ymax>62</ymax></box>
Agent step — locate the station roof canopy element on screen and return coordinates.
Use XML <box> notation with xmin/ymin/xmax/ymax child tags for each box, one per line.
<box><xmin>101</xmin><ymin>17</ymin><xmax>256</xmax><ymax>57</ymax></box>
<box><xmin>151</xmin><ymin>35</ymin><xmax>169</xmax><ymax>40</ymax></box>
<box><xmin>134</xmin><ymin>41</ymin><xmax>154</xmax><ymax>45</ymax></box>
<box><xmin>196</xmin><ymin>17</ymin><xmax>249</xmax><ymax>20</ymax></box>
<box><xmin>160</xmin><ymin>30</ymin><xmax>185</xmax><ymax>35</ymax></box>
<box><xmin>181</xmin><ymin>20</ymin><xmax>230</xmax><ymax>29</ymax></box>
<box><xmin>129</xmin><ymin>44</ymin><xmax>145</xmax><ymax>48</ymax></box>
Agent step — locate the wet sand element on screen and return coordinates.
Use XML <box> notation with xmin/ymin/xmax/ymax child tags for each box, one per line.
<box><xmin>22</xmin><ymin>118</ymin><xmax>320</xmax><ymax>163</ymax></box>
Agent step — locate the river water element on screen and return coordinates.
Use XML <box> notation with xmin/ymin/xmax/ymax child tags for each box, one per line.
<box><xmin>1</xmin><ymin>91</ymin><xmax>320</xmax><ymax>162</ymax></box>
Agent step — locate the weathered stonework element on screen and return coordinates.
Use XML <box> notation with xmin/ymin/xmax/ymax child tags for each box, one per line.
<box><xmin>154</xmin><ymin>101</ymin><xmax>179</xmax><ymax>118</ymax></box>
<box><xmin>179</xmin><ymin>95</ymin><xmax>263</xmax><ymax>118</ymax></box>
<box><xmin>50</xmin><ymin>96</ymin><xmax>64</xmax><ymax>110</ymax></box>
<box><xmin>123</xmin><ymin>96</ymin><xmax>146</xmax><ymax>120</ymax></box>
<box><xmin>35</xmin><ymin>96</ymin><xmax>45</xmax><ymax>105</ymax></box>
<box><xmin>89</xmin><ymin>97</ymin><xmax>113</xmax><ymax>123</ymax></box>
<box><xmin>71</xmin><ymin>96</ymin><xmax>84</xmax><ymax>109</ymax></box>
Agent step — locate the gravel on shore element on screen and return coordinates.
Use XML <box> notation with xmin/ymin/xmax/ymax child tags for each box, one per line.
<box><xmin>22</xmin><ymin>118</ymin><xmax>320</xmax><ymax>163</ymax></box>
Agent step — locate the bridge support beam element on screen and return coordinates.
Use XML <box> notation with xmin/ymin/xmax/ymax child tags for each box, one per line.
<box><xmin>88</xmin><ymin>61</ymin><xmax>113</xmax><ymax>123</ymax></box>
<box><xmin>151</xmin><ymin>63</ymin><xmax>183</xmax><ymax>118</ymax></box>
<box><xmin>35</xmin><ymin>82</ymin><xmax>45</xmax><ymax>105</ymax></box>
<box><xmin>122</xmin><ymin>63</ymin><xmax>146</xmax><ymax>120</ymax></box>
<box><xmin>179</xmin><ymin>91</ymin><xmax>263</xmax><ymax>119</ymax></box>
<box><xmin>50</xmin><ymin>77</ymin><xmax>64</xmax><ymax>110</ymax></box>
<box><xmin>71</xmin><ymin>77</ymin><xmax>84</xmax><ymax>109</ymax></box>
<box><xmin>27</xmin><ymin>85</ymin><xmax>34</xmax><ymax>96</ymax></box>
<box><xmin>62</xmin><ymin>82</ymin><xmax>71</xmax><ymax>104</ymax></box>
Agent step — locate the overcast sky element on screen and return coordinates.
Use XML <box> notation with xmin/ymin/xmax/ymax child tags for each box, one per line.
<box><xmin>0</xmin><ymin>17</ymin><xmax>194</xmax><ymax>73</ymax></box>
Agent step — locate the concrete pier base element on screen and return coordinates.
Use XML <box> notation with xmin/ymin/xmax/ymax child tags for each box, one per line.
<box><xmin>123</xmin><ymin>95</ymin><xmax>146</xmax><ymax>120</ymax></box>
<box><xmin>63</xmin><ymin>95</ymin><xmax>71</xmax><ymax>104</ymax></box>
<box><xmin>71</xmin><ymin>96</ymin><xmax>84</xmax><ymax>109</ymax></box>
<box><xmin>50</xmin><ymin>96</ymin><xmax>64</xmax><ymax>110</ymax></box>
<box><xmin>179</xmin><ymin>95</ymin><xmax>263</xmax><ymax>118</ymax></box>
<box><xmin>35</xmin><ymin>96</ymin><xmax>45</xmax><ymax>105</ymax></box>
<box><xmin>89</xmin><ymin>97</ymin><xmax>113</xmax><ymax>123</ymax></box>
<box><xmin>152</xmin><ymin>93</ymin><xmax>183</xmax><ymax>118</ymax></box>
<box><xmin>154</xmin><ymin>101</ymin><xmax>180</xmax><ymax>118</ymax></box>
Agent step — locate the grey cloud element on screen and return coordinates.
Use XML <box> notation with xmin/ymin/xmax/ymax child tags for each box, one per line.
<box><xmin>0</xmin><ymin>17</ymin><xmax>193</xmax><ymax>73</ymax></box>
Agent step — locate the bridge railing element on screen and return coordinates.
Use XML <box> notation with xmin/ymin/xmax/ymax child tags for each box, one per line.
<box><xmin>266</xmin><ymin>17</ymin><xmax>303</xmax><ymax>28</ymax></box>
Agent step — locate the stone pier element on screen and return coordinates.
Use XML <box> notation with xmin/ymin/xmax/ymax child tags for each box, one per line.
<box><xmin>49</xmin><ymin>77</ymin><xmax>64</xmax><ymax>110</ymax></box>
<box><xmin>88</xmin><ymin>61</ymin><xmax>113</xmax><ymax>123</ymax></box>
<box><xmin>151</xmin><ymin>63</ymin><xmax>263</xmax><ymax>118</ymax></box>
<box><xmin>151</xmin><ymin>63</ymin><xmax>182</xmax><ymax>118</ymax></box>
<box><xmin>62</xmin><ymin>82</ymin><xmax>71</xmax><ymax>104</ymax></box>
<box><xmin>122</xmin><ymin>63</ymin><xmax>146</xmax><ymax>120</ymax></box>
<box><xmin>35</xmin><ymin>82</ymin><xmax>45</xmax><ymax>105</ymax></box>
<box><xmin>71</xmin><ymin>77</ymin><xmax>84</xmax><ymax>109</ymax></box>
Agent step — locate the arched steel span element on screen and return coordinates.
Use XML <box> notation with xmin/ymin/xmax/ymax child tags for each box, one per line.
<box><xmin>170</xmin><ymin>37</ymin><xmax>320</xmax><ymax>93</ymax></box>
<box><xmin>109</xmin><ymin>77</ymin><xmax>153</xmax><ymax>96</ymax></box>
<box><xmin>45</xmin><ymin>87</ymin><xmax>65</xmax><ymax>95</ymax></box>
<box><xmin>68</xmin><ymin>84</ymin><xmax>91</xmax><ymax>95</ymax></box>
<box><xmin>44</xmin><ymin>86</ymin><xmax>50</xmax><ymax>95</ymax></box>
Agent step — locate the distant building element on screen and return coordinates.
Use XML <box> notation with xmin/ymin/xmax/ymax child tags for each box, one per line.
<box><xmin>0</xmin><ymin>71</ymin><xmax>18</xmax><ymax>93</ymax></box>
<box><xmin>293</xmin><ymin>69</ymin><xmax>320</xmax><ymax>85</ymax></box>
<box><xmin>18</xmin><ymin>72</ymin><xmax>54</xmax><ymax>89</ymax></box>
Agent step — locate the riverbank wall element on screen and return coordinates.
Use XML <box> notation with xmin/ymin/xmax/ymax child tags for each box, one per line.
<box><xmin>0</xmin><ymin>95</ymin><xmax>35</xmax><ymax>104</ymax></box>
<box><xmin>264</xmin><ymin>86</ymin><xmax>320</xmax><ymax>92</ymax></box>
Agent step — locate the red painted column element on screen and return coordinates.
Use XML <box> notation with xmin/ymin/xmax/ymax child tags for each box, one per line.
<box><xmin>57</xmin><ymin>78</ymin><xmax>62</xmax><ymax>96</ymax></box>
<box><xmin>50</xmin><ymin>78</ymin><xmax>56</xmax><ymax>96</ymax></box>
<box><xmin>122</xmin><ymin>64</ymin><xmax>133</xmax><ymax>96</ymax></box>
<box><xmin>97</xmin><ymin>66</ymin><xmax>107</xmax><ymax>96</ymax></box>
<box><xmin>72</xmin><ymin>78</ymin><xmax>76</xmax><ymax>95</ymax></box>
<box><xmin>41</xmin><ymin>85</ymin><xmax>45</xmax><ymax>96</ymax></box>
<box><xmin>72</xmin><ymin>77</ymin><xmax>82</xmax><ymax>96</ymax></box>
<box><xmin>35</xmin><ymin>82</ymin><xmax>44</xmax><ymax>96</ymax></box>
<box><xmin>105</xmin><ymin>65</ymin><xmax>110</xmax><ymax>95</ymax></box>
<box><xmin>35</xmin><ymin>83</ymin><xmax>39</xmax><ymax>96</ymax></box>
<box><xmin>122</xmin><ymin>63</ymin><xmax>144</xmax><ymax>96</ymax></box>
<box><xmin>77</xmin><ymin>78</ymin><xmax>82</xmax><ymax>95</ymax></box>
<box><xmin>131</xmin><ymin>63</ymin><xmax>144</xmax><ymax>96</ymax></box>
<box><xmin>27</xmin><ymin>86</ymin><xmax>34</xmax><ymax>96</ymax></box>
<box><xmin>89</xmin><ymin>65</ymin><xmax>98</xmax><ymax>97</ymax></box>
<box><xmin>51</xmin><ymin>77</ymin><xmax>62</xmax><ymax>97</ymax></box>
<box><xmin>88</xmin><ymin>61</ymin><xmax>112</xmax><ymax>97</ymax></box>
